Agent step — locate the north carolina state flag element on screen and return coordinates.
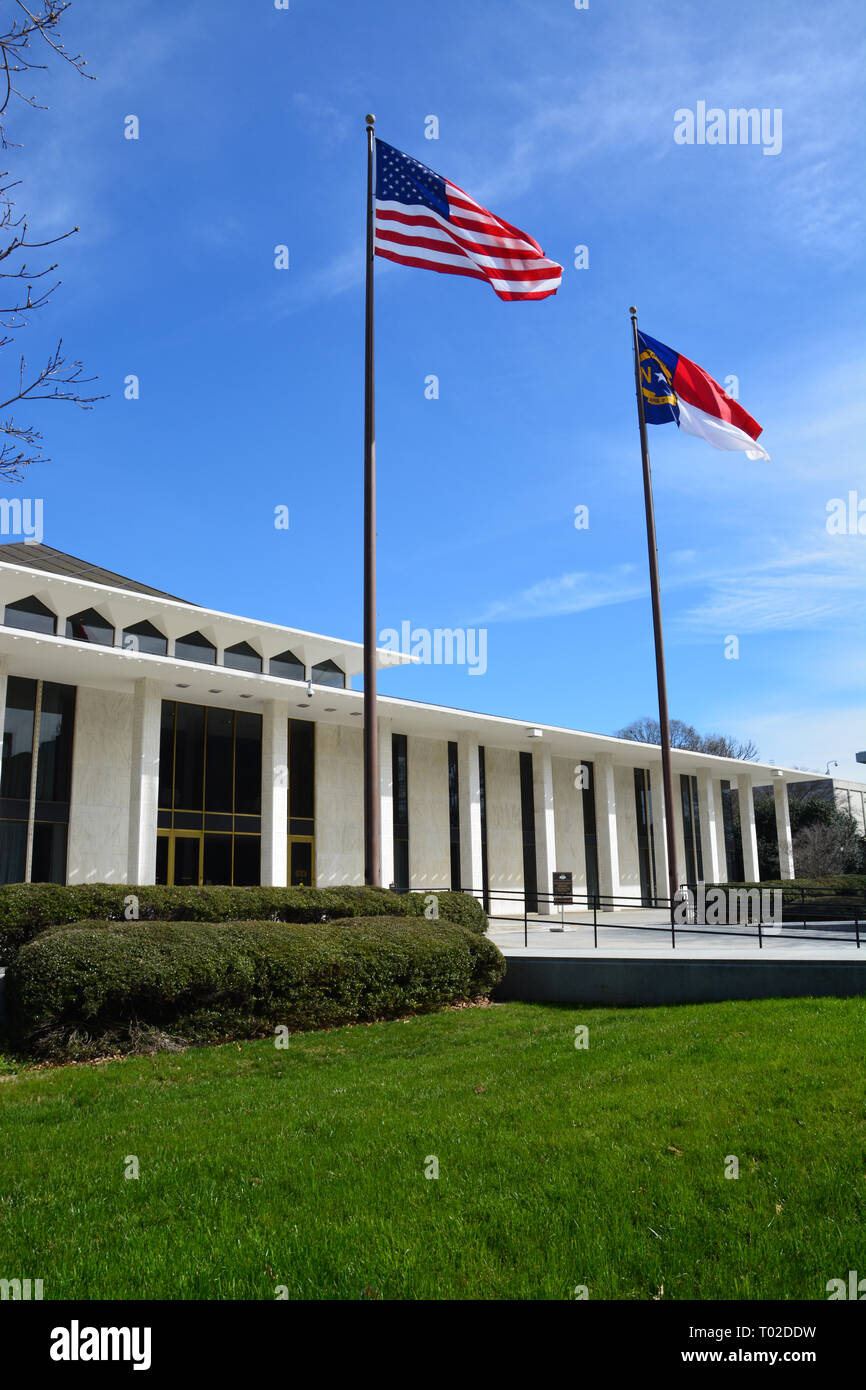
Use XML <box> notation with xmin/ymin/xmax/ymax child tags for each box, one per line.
<box><xmin>637</xmin><ymin>330</ymin><xmax>770</xmax><ymax>460</ymax></box>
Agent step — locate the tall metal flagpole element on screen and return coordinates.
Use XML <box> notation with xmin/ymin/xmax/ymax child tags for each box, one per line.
<box><xmin>629</xmin><ymin>307</ymin><xmax>680</xmax><ymax>907</ymax></box>
<box><xmin>363</xmin><ymin>114</ymin><xmax>380</xmax><ymax>887</ymax></box>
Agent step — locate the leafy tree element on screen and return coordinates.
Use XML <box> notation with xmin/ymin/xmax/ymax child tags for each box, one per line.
<box><xmin>793</xmin><ymin>820</ymin><xmax>865</xmax><ymax>877</ymax></box>
<box><xmin>753</xmin><ymin>791</ymin><xmax>865</xmax><ymax>879</ymax></box>
<box><xmin>1</xmin><ymin>1</ymin><xmax>100</xmax><ymax>480</ymax></box>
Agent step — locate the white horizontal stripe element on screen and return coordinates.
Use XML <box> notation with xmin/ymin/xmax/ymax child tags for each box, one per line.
<box><xmin>487</xmin><ymin>275</ymin><xmax>562</xmax><ymax>293</ymax></box>
<box><xmin>375</xmin><ymin>229</ymin><xmax>558</xmax><ymax>278</ymax></box>
<box><xmin>377</xmin><ymin>241</ymin><xmax>560</xmax><ymax>292</ymax></box>
<box><xmin>375</xmin><ymin>200</ymin><xmax>541</xmax><ymax>255</ymax></box>
<box><xmin>677</xmin><ymin>397</ymin><xmax>770</xmax><ymax>461</ymax></box>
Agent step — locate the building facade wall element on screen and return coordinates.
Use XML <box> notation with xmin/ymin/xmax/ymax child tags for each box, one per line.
<box><xmin>552</xmin><ymin>754</ymin><xmax>586</xmax><ymax>892</ymax></box>
<box><xmin>614</xmin><ymin>763</ymin><xmax>641</xmax><ymax>901</ymax></box>
<box><xmin>483</xmin><ymin>746</ymin><xmax>524</xmax><ymax>910</ymax></box>
<box><xmin>67</xmin><ymin>686</ymin><xmax>134</xmax><ymax>884</ymax></box>
<box><xmin>314</xmin><ymin>723</ymin><xmax>364</xmax><ymax>887</ymax></box>
<box><xmin>407</xmin><ymin>735</ymin><xmax>451</xmax><ymax>892</ymax></box>
<box><xmin>0</xmin><ymin>670</ymin><xmax>809</xmax><ymax>902</ymax></box>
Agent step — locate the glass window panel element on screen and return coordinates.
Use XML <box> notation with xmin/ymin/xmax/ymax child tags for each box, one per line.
<box><xmin>224</xmin><ymin>642</ymin><xmax>262</xmax><ymax>673</ymax></box>
<box><xmin>175</xmin><ymin>631</ymin><xmax>216</xmax><ymax>664</ymax></box>
<box><xmin>203</xmin><ymin>834</ymin><xmax>232</xmax><ymax>885</ymax></box>
<box><xmin>155</xmin><ymin>835</ymin><xmax>169</xmax><ymax>885</ymax></box>
<box><xmin>289</xmin><ymin>840</ymin><xmax>312</xmax><ymax>887</ymax></box>
<box><xmin>123</xmin><ymin>620</ymin><xmax>167</xmax><ymax>656</ymax></box>
<box><xmin>4</xmin><ymin>595</ymin><xmax>56</xmax><ymax>635</ymax></box>
<box><xmin>235</xmin><ymin>711</ymin><xmax>262</xmax><ymax>816</ymax></box>
<box><xmin>392</xmin><ymin>733</ymin><xmax>408</xmax><ymax>830</ymax></box>
<box><xmin>31</xmin><ymin>822</ymin><xmax>68</xmax><ymax>884</ymax></box>
<box><xmin>66</xmin><ymin>608</ymin><xmax>113</xmax><ymax>645</ymax></box>
<box><xmin>158</xmin><ymin>702</ymin><xmax>175</xmax><ymax>808</ymax></box>
<box><xmin>173</xmin><ymin>703</ymin><xmax>205</xmax><ymax>810</ymax></box>
<box><xmin>233</xmin><ymin>836</ymin><xmax>261</xmax><ymax>887</ymax></box>
<box><xmin>205</xmin><ymin>708</ymin><xmax>234</xmax><ymax>813</ymax></box>
<box><xmin>269</xmin><ymin>650</ymin><xmax>305</xmax><ymax>681</ymax></box>
<box><xmin>311</xmin><ymin>659</ymin><xmax>345</xmax><ymax>689</ymax></box>
<box><xmin>289</xmin><ymin>719</ymin><xmax>314</xmax><ymax>822</ymax></box>
<box><xmin>519</xmin><ymin>751</ymin><xmax>538</xmax><ymax>912</ymax></box>
<box><xmin>1</xmin><ymin>676</ymin><xmax>36</xmax><ymax>800</ymax></box>
<box><xmin>173</xmin><ymin>835</ymin><xmax>200</xmax><ymax>886</ymax></box>
<box><xmin>0</xmin><ymin>820</ymin><xmax>27</xmax><ymax>885</ymax></box>
<box><xmin>393</xmin><ymin>837</ymin><xmax>409</xmax><ymax>893</ymax></box>
<box><xmin>35</xmin><ymin>682</ymin><xmax>75</xmax><ymax>803</ymax></box>
<box><xmin>478</xmin><ymin>745</ymin><xmax>489</xmax><ymax>911</ymax></box>
<box><xmin>581</xmin><ymin>760</ymin><xmax>600</xmax><ymax>906</ymax></box>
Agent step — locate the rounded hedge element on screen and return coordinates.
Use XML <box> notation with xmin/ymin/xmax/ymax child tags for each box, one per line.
<box><xmin>6</xmin><ymin>916</ymin><xmax>505</xmax><ymax>1059</ymax></box>
<box><xmin>0</xmin><ymin>882</ymin><xmax>488</xmax><ymax>965</ymax></box>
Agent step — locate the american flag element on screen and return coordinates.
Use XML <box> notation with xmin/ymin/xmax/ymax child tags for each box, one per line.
<box><xmin>374</xmin><ymin>140</ymin><xmax>562</xmax><ymax>302</ymax></box>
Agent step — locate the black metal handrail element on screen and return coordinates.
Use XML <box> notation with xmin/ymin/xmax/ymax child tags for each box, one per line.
<box><xmin>443</xmin><ymin>883</ymin><xmax>865</xmax><ymax>952</ymax></box>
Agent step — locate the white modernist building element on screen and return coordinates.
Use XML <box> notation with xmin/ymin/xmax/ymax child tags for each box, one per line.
<box><xmin>0</xmin><ymin>543</ymin><xmax>817</xmax><ymax>911</ymax></box>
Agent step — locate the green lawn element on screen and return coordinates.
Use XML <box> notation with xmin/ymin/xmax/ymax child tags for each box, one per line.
<box><xmin>1</xmin><ymin>997</ymin><xmax>864</xmax><ymax>1300</ymax></box>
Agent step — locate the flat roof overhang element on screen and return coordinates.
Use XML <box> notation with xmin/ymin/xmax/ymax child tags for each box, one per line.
<box><xmin>0</xmin><ymin>624</ymin><xmax>820</xmax><ymax>787</ymax></box>
<box><xmin>0</xmin><ymin>557</ymin><xmax>413</xmax><ymax>680</ymax></box>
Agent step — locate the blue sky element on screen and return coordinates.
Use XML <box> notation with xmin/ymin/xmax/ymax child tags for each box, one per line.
<box><xmin>5</xmin><ymin>0</ymin><xmax>865</xmax><ymax>777</ymax></box>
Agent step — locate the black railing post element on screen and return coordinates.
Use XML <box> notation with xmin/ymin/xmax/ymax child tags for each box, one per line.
<box><xmin>524</xmin><ymin>888</ymin><xmax>527</xmax><ymax>949</ymax></box>
<box><xmin>593</xmin><ymin>895</ymin><xmax>598</xmax><ymax>950</ymax></box>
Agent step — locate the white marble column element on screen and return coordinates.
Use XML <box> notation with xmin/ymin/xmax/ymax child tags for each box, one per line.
<box><xmin>594</xmin><ymin>754</ymin><xmax>622</xmax><ymax>900</ymax></box>
<box><xmin>697</xmin><ymin>770</ymin><xmax>721</xmax><ymax>883</ymax></box>
<box><xmin>533</xmin><ymin>746</ymin><xmax>556</xmax><ymax>911</ymax></box>
<box><xmin>378</xmin><ymin>716</ymin><xmax>394</xmax><ymax>888</ymax></box>
<box><xmin>126</xmin><ymin>678</ymin><xmax>162</xmax><ymax>885</ymax></box>
<box><xmin>457</xmin><ymin>735</ymin><xmax>483</xmax><ymax>898</ymax></box>
<box><xmin>737</xmin><ymin>774</ymin><xmax>760</xmax><ymax>882</ymax></box>
<box><xmin>260</xmin><ymin>699</ymin><xmax>289</xmax><ymax>887</ymax></box>
<box><xmin>774</xmin><ymin>777</ymin><xmax>795</xmax><ymax>880</ymax></box>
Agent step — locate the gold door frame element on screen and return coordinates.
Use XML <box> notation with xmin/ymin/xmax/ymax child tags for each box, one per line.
<box><xmin>156</xmin><ymin>829</ymin><xmax>203</xmax><ymax>887</ymax></box>
<box><xmin>288</xmin><ymin>834</ymin><xmax>315</xmax><ymax>887</ymax></box>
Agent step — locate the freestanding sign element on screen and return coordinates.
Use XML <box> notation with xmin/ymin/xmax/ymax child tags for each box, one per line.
<box><xmin>553</xmin><ymin>871</ymin><xmax>573</xmax><ymax>905</ymax></box>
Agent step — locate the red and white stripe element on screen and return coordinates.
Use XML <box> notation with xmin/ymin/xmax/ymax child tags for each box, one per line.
<box><xmin>675</xmin><ymin>353</ymin><xmax>770</xmax><ymax>460</ymax></box>
<box><xmin>375</xmin><ymin>181</ymin><xmax>562</xmax><ymax>302</ymax></box>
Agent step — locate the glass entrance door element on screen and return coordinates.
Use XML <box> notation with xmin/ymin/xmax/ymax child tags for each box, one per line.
<box><xmin>288</xmin><ymin>837</ymin><xmax>314</xmax><ymax>887</ymax></box>
<box><xmin>156</xmin><ymin>830</ymin><xmax>202</xmax><ymax>886</ymax></box>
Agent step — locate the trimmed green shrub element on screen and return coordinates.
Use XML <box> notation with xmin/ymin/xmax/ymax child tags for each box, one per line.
<box><xmin>719</xmin><ymin>875</ymin><xmax>866</xmax><ymax>896</ymax></box>
<box><xmin>6</xmin><ymin>916</ymin><xmax>506</xmax><ymax>1059</ymax></box>
<box><xmin>0</xmin><ymin>883</ymin><xmax>487</xmax><ymax>965</ymax></box>
<box><xmin>715</xmin><ymin>875</ymin><xmax>866</xmax><ymax>923</ymax></box>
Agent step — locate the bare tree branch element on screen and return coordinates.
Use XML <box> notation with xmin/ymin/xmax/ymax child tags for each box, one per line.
<box><xmin>0</xmin><ymin>2</ymin><xmax>100</xmax><ymax>480</ymax></box>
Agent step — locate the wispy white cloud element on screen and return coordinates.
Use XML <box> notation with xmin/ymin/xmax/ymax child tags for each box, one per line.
<box><xmin>717</xmin><ymin>704</ymin><xmax>866</xmax><ymax>780</ymax></box>
<box><xmin>474</xmin><ymin>535</ymin><xmax>866</xmax><ymax>636</ymax></box>
<box><xmin>472</xmin><ymin>562</ymin><xmax>646</xmax><ymax>623</ymax></box>
<box><xmin>673</xmin><ymin>542</ymin><xmax>866</xmax><ymax>637</ymax></box>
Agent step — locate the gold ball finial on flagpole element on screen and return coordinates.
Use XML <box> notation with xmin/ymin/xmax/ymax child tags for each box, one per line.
<box><xmin>629</xmin><ymin>306</ymin><xmax>638</xmax><ymax>317</ymax></box>
<box><xmin>366</xmin><ymin>113</ymin><xmax>376</xmax><ymax>126</ymax></box>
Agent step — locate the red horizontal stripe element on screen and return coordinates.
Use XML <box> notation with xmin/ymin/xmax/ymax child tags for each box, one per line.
<box><xmin>375</xmin><ymin>246</ymin><xmax>488</xmax><ymax>282</ymax></box>
<box><xmin>673</xmin><ymin>353</ymin><xmax>762</xmax><ymax>441</ymax></box>
<box><xmin>444</xmin><ymin>181</ymin><xmax>545</xmax><ymax>255</ymax></box>
<box><xmin>375</xmin><ymin>226</ymin><xmax>558</xmax><ymax>277</ymax></box>
<box><xmin>376</xmin><ymin>204</ymin><xmax>543</xmax><ymax>256</ymax></box>
<box><xmin>374</xmin><ymin>246</ymin><xmax>560</xmax><ymax>300</ymax></box>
